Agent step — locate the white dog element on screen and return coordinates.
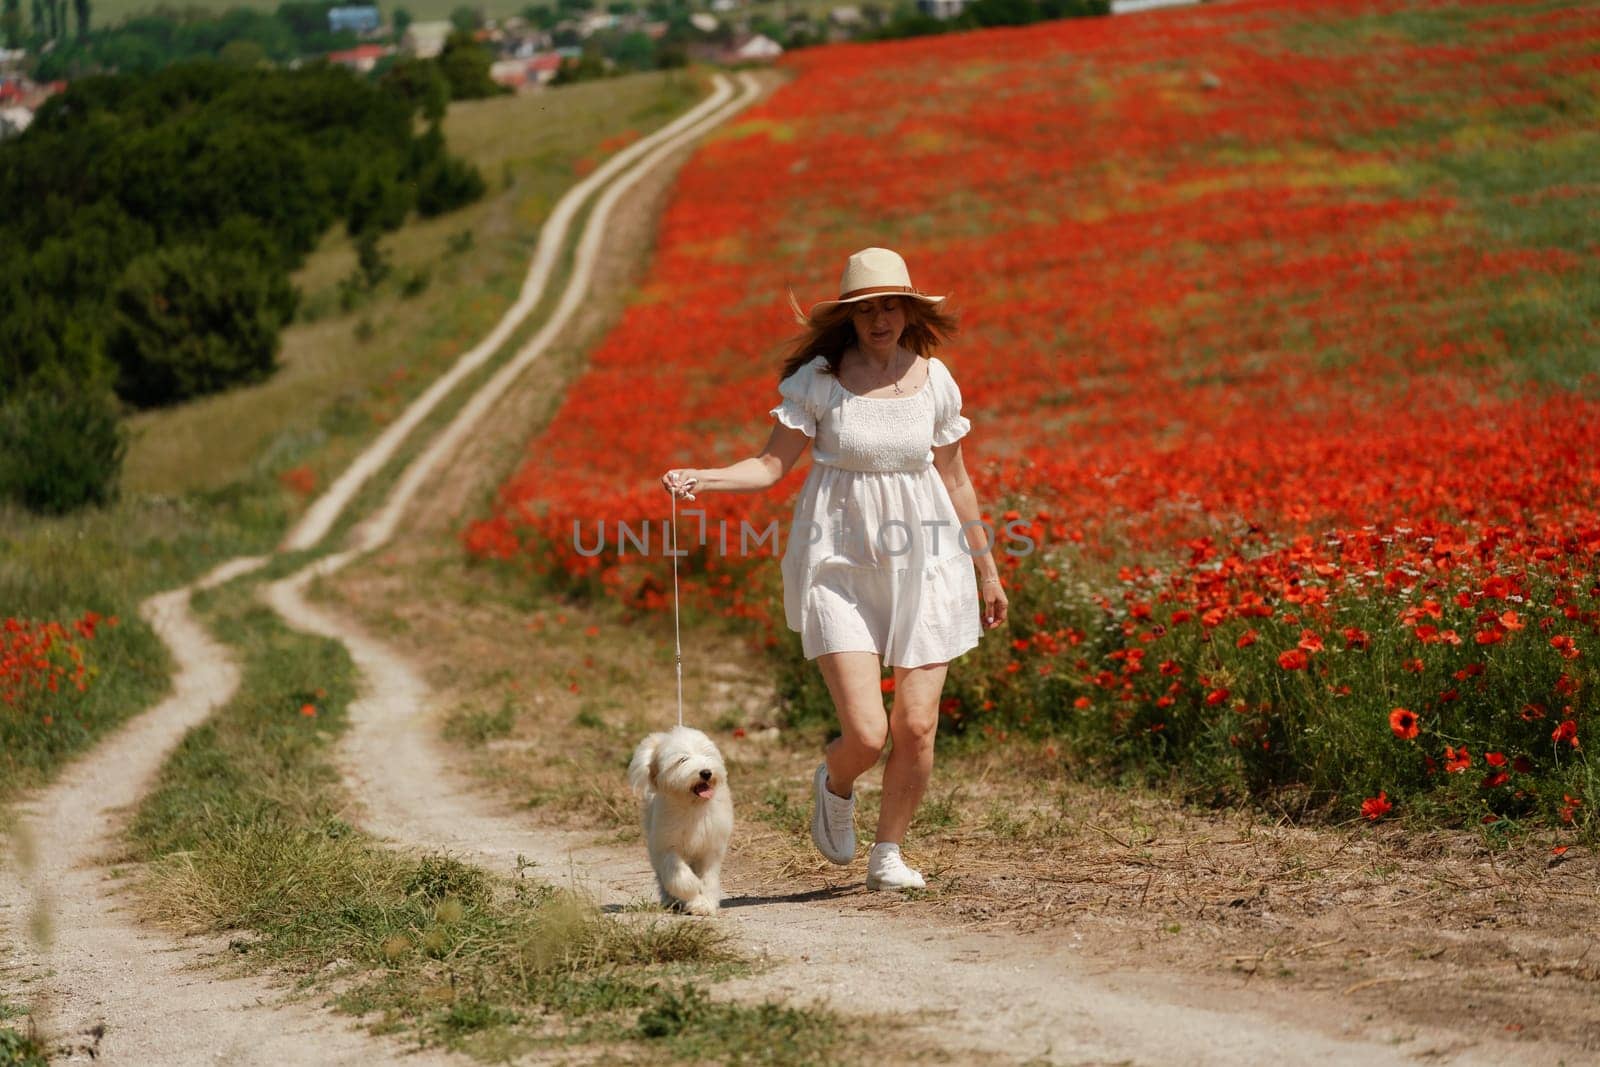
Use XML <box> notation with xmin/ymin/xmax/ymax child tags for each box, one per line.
<box><xmin>627</xmin><ymin>725</ymin><xmax>734</xmax><ymax>916</ymax></box>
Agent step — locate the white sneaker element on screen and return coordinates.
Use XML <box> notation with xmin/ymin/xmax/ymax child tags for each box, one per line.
<box><xmin>810</xmin><ymin>763</ymin><xmax>856</xmax><ymax>865</ymax></box>
<box><xmin>866</xmin><ymin>842</ymin><xmax>926</xmax><ymax>891</ymax></box>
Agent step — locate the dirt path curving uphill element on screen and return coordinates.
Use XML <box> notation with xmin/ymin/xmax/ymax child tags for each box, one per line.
<box><xmin>0</xmin><ymin>75</ymin><xmax>752</xmax><ymax>1066</ymax></box>
<box><xmin>261</xmin><ymin>66</ymin><xmax>769</xmax><ymax>916</ymax></box>
<box><xmin>0</xmin><ymin>558</ymin><xmax>454</xmax><ymax>1065</ymax></box>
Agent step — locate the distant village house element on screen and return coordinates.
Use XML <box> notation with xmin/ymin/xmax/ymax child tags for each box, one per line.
<box><xmin>326</xmin><ymin>44</ymin><xmax>388</xmax><ymax>73</ymax></box>
<box><xmin>328</xmin><ymin>4</ymin><xmax>382</xmax><ymax>35</ymax></box>
<box><xmin>401</xmin><ymin>20</ymin><xmax>454</xmax><ymax>58</ymax></box>
<box><xmin>730</xmin><ymin>33</ymin><xmax>783</xmax><ymax>62</ymax></box>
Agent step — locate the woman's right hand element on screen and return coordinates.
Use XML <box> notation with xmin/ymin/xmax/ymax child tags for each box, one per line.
<box><xmin>661</xmin><ymin>469</ymin><xmax>699</xmax><ymax>500</ymax></box>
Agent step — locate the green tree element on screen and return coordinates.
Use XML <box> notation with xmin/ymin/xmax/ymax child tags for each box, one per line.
<box><xmin>71</xmin><ymin>0</ymin><xmax>86</xmax><ymax>37</ymax></box>
<box><xmin>219</xmin><ymin>38</ymin><xmax>268</xmax><ymax>66</ymax></box>
<box><xmin>611</xmin><ymin>29</ymin><xmax>654</xmax><ymax>70</ymax></box>
<box><xmin>345</xmin><ymin>162</ymin><xmax>413</xmax><ymax>236</ymax></box>
<box><xmin>437</xmin><ymin>29</ymin><xmax>507</xmax><ymax>99</ymax></box>
<box><xmin>551</xmin><ymin>50</ymin><xmax>606</xmax><ymax>84</ymax></box>
<box><xmin>380</xmin><ymin>55</ymin><xmax>450</xmax><ymax>120</ymax></box>
<box><xmin>106</xmin><ymin>244</ymin><xmax>297</xmax><ymax>408</ymax></box>
<box><xmin>2</xmin><ymin>0</ymin><xmax>22</xmax><ymax>48</ymax></box>
<box><xmin>393</xmin><ymin>5</ymin><xmax>411</xmax><ymax>38</ymax></box>
<box><xmin>412</xmin><ymin>121</ymin><xmax>486</xmax><ymax>215</ymax></box>
<box><xmin>963</xmin><ymin>0</ymin><xmax>1040</xmax><ymax>27</ymax></box>
<box><xmin>448</xmin><ymin>3</ymin><xmax>480</xmax><ymax>32</ymax></box>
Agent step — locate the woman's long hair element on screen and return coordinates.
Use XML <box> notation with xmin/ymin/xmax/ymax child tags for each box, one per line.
<box><xmin>778</xmin><ymin>292</ymin><xmax>959</xmax><ymax>383</ymax></box>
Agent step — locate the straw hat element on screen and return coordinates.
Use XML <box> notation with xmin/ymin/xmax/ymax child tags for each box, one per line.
<box><xmin>807</xmin><ymin>247</ymin><xmax>947</xmax><ymax>317</ymax></box>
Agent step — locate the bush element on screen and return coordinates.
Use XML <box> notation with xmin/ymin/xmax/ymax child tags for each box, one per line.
<box><xmin>345</xmin><ymin>163</ymin><xmax>414</xmax><ymax>237</ymax></box>
<box><xmin>106</xmin><ymin>244</ymin><xmax>298</xmax><ymax>408</ymax></box>
<box><xmin>415</xmin><ymin>154</ymin><xmax>487</xmax><ymax>217</ymax></box>
<box><xmin>0</xmin><ymin>377</ymin><xmax>127</xmax><ymax>515</ymax></box>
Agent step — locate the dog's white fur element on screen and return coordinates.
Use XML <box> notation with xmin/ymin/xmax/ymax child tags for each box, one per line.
<box><xmin>627</xmin><ymin>725</ymin><xmax>734</xmax><ymax>916</ymax></box>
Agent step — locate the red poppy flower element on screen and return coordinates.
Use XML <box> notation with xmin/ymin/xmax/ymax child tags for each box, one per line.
<box><xmin>1444</xmin><ymin>745</ymin><xmax>1472</xmax><ymax>773</ymax></box>
<box><xmin>1236</xmin><ymin>629</ymin><xmax>1259</xmax><ymax>649</ymax></box>
<box><xmin>1481</xmin><ymin>771</ymin><xmax>1509</xmax><ymax>789</ymax></box>
<box><xmin>1277</xmin><ymin>649</ymin><xmax>1309</xmax><ymax>671</ymax></box>
<box><xmin>1297</xmin><ymin>630</ymin><xmax>1325</xmax><ymax>653</ymax></box>
<box><xmin>1362</xmin><ymin>792</ymin><xmax>1392</xmax><ymax>821</ymax></box>
<box><xmin>1552</xmin><ymin>720</ymin><xmax>1579</xmax><ymax>747</ymax></box>
<box><xmin>1484</xmin><ymin>751</ymin><xmax>1507</xmax><ymax>767</ymax></box>
<box><xmin>1389</xmin><ymin>708</ymin><xmax>1418</xmax><ymax>740</ymax></box>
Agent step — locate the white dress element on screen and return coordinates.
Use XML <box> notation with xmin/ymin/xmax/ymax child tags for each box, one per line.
<box><xmin>769</xmin><ymin>353</ymin><xmax>983</xmax><ymax>669</ymax></box>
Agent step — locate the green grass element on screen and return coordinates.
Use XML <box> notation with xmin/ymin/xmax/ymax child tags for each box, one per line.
<box><xmin>0</xmin><ymin>1024</ymin><xmax>47</xmax><ymax>1067</ymax></box>
<box><xmin>0</xmin><ymin>70</ymin><xmax>705</xmax><ymax>807</ymax></box>
<box><xmin>1246</xmin><ymin>1</ymin><xmax>1600</xmax><ymax>390</ymax></box>
<box><xmin>124</xmin><ymin>69</ymin><xmax>705</xmax><ymax>497</ymax></box>
<box><xmin>120</xmin><ymin>576</ymin><xmax>851</xmax><ymax>1061</ymax></box>
<box><xmin>0</xmin><ymin>492</ymin><xmax>279</xmax><ymax>804</ymax></box>
<box><xmin>0</xmin><ymin>992</ymin><xmax>44</xmax><ymax>1066</ymax></box>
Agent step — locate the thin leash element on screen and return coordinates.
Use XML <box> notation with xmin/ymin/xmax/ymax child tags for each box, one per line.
<box><xmin>670</xmin><ymin>487</ymin><xmax>684</xmax><ymax>727</ymax></box>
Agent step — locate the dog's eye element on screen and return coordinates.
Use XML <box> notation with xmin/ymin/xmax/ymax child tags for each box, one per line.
<box><xmin>676</xmin><ymin>757</ymin><xmax>689</xmax><ymax>766</ymax></box>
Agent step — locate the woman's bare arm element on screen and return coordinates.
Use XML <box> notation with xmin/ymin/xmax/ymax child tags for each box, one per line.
<box><xmin>934</xmin><ymin>440</ymin><xmax>1008</xmax><ymax>629</ymax></box>
<box><xmin>932</xmin><ymin>441</ymin><xmax>999</xmax><ymax>582</ymax></box>
<box><xmin>664</xmin><ymin>424</ymin><xmax>811</xmax><ymax>496</ymax></box>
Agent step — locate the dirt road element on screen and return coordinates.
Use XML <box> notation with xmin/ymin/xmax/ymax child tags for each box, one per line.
<box><xmin>0</xmin><ymin>74</ymin><xmax>753</xmax><ymax>1065</ymax></box>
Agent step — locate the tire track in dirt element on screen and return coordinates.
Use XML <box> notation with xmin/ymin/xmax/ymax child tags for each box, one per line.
<box><xmin>257</xmin><ymin>74</ymin><xmax>1537</xmax><ymax>1067</ymax></box>
<box><xmin>0</xmin><ymin>75</ymin><xmax>745</xmax><ymax>1065</ymax></box>
<box><xmin>0</xmin><ymin>558</ymin><xmax>453</xmax><ymax>1065</ymax></box>
<box><xmin>282</xmin><ymin>72</ymin><xmax>740</xmax><ymax>553</ymax></box>
<box><xmin>264</xmin><ymin>70</ymin><xmax>765</xmax><ymax>881</ymax></box>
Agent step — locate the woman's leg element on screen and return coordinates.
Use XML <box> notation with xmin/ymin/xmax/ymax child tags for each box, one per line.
<box><xmin>875</xmin><ymin>661</ymin><xmax>948</xmax><ymax>844</ymax></box>
<box><xmin>814</xmin><ymin>651</ymin><xmax>888</xmax><ymax>797</ymax></box>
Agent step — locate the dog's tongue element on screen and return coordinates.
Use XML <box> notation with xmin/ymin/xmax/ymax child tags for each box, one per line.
<box><xmin>692</xmin><ymin>781</ymin><xmax>714</xmax><ymax>799</ymax></box>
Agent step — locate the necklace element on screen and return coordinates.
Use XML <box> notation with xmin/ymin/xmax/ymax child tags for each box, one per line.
<box><xmin>863</xmin><ymin>348</ymin><xmax>904</xmax><ymax>395</ymax></box>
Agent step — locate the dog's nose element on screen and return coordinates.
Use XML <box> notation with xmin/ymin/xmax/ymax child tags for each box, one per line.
<box><xmin>699</xmin><ymin>769</ymin><xmax>712</xmax><ymax>782</ymax></box>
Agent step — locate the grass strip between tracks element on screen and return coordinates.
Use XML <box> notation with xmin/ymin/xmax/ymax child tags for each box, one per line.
<box><xmin>122</xmin><ymin>577</ymin><xmax>851</xmax><ymax>1063</ymax></box>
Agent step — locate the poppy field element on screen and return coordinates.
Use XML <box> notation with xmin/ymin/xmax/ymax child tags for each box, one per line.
<box><xmin>466</xmin><ymin>0</ymin><xmax>1600</xmax><ymax>829</ymax></box>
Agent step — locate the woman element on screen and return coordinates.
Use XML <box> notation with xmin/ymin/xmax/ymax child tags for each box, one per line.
<box><xmin>661</xmin><ymin>247</ymin><xmax>1008</xmax><ymax>892</ymax></box>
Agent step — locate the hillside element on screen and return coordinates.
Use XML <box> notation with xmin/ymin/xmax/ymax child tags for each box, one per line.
<box><xmin>470</xmin><ymin>0</ymin><xmax>1600</xmax><ymax>825</ymax></box>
